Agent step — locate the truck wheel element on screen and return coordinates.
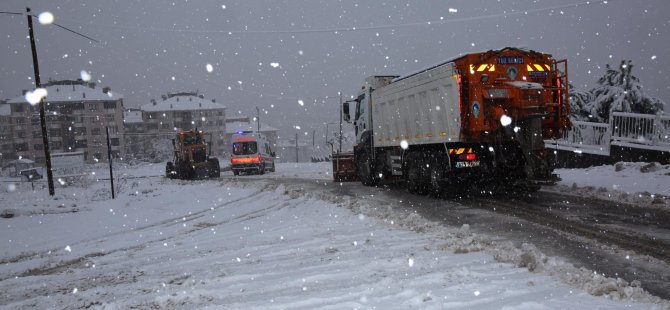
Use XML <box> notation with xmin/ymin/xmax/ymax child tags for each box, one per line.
<box><xmin>358</xmin><ymin>149</ymin><xmax>377</xmax><ymax>186</ymax></box>
<box><xmin>406</xmin><ymin>155</ymin><xmax>428</xmax><ymax>195</ymax></box>
<box><xmin>166</xmin><ymin>162</ymin><xmax>175</xmax><ymax>179</ymax></box>
<box><xmin>177</xmin><ymin>163</ymin><xmax>190</xmax><ymax>180</ymax></box>
<box><xmin>233</xmin><ymin>170</ymin><xmax>239</xmax><ymax>176</ymax></box>
<box><xmin>429</xmin><ymin>157</ymin><xmax>444</xmax><ymax>194</ymax></box>
<box><xmin>270</xmin><ymin>162</ymin><xmax>276</xmax><ymax>172</ymax></box>
<box><xmin>259</xmin><ymin>164</ymin><xmax>266</xmax><ymax>175</ymax></box>
<box><xmin>208</xmin><ymin>158</ymin><xmax>220</xmax><ymax>178</ymax></box>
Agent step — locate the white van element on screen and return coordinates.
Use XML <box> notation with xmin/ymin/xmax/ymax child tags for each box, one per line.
<box><xmin>230</xmin><ymin>131</ymin><xmax>276</xmax><ymax>175</ymax></box>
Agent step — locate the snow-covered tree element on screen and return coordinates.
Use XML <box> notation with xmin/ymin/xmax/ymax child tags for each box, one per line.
<box><xmin>585</xmin><ymin>60</ymin><xmax>665</xmax><ymax>122</ymax></box>
<box><xmin>568</xmin><ymin>83</ymin><xmax>593</xmax><ymax>121</ymax></box>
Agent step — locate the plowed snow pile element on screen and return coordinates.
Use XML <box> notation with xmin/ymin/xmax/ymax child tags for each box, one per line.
<box><xmin>0</xmin><ymin>162</ymin><xmax>667</xmax><ymax>309</ymax></box>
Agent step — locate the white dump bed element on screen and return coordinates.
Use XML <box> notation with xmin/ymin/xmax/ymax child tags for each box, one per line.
<box><xmin>371</xmin><ymin>62</ymin><xmax>462</xmax><ymax>148</ymax></box>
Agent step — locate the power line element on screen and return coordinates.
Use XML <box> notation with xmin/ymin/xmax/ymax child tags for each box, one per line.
<box><xmin>49</xmin><ymin>0</ymin><xmax>614</xmax><ymax>35</ymax></box>
<box><xmin>1</xmin><ymin>11</ymin><xmax>99</xmax><ymax>43</ymax></box>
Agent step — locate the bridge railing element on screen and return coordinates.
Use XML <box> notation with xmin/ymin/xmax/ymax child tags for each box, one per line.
<box><xmin>610</xmin><ymin>112</ymin><xmax>670</xmax><ymax>151</ymax></box>
<box><xmin>545</xmin><ymin>121</ymin><xmax>610</xmax><ymax>155</ymax></box>
<box><xmin>545</xmin><ymin>112</ymin><xmax>670</xmax><ymax>155</ymax></box>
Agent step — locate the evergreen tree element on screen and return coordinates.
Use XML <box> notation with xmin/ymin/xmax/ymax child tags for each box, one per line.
<box><xmin>585</xmin><ymin>60</ymin><xmax>665</xmax><ymax>122</ymax></box>
<box><xmin>568</xmin><ymin>83</ymin><xmax>593</xmax><ymax>121</ymax></box>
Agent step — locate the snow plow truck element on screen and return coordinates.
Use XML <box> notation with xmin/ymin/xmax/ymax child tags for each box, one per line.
<box><xmin>166</xmin><ymin>129</ymin><xmax>220</xmax><ymax>179</ymax></box>
<box><xmin>336</xmin><ymin>47</ymin><xmax>571</xmax><ymax>193</ymax></box>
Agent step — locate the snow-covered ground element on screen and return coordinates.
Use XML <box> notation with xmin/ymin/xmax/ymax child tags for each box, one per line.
<box><xmin>0</xmin><ymin>161</ymin><xmax>668</xmax><ymax>309</ymax></box>
<box><xmin>554</xmin><ymin>162</ymin><xmax>670</xmax><ymax>207</ymax></box>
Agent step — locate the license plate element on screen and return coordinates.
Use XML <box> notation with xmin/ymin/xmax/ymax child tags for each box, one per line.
<box><xmin>455</xmin><ymin>161</ymin><xmax>480</xmax><ymax>168</ymax></box>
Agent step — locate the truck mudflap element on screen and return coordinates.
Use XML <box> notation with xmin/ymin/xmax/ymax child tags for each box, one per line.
<box><xmin>332</xmin><ymin>152</ymin><xmax>359</xmax><ymax>182</ymax></box>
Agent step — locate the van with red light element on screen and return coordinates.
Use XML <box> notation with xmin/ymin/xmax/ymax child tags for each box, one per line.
<box><xmin>231</xmin><ymin>131</ymin><xmax>275</xmax><ymax>175</ymax></box>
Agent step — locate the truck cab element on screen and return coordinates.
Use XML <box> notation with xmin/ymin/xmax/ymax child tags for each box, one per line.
<box><xmin>230</xmin><ymin>131</ymin><xmax>276</xmax><ymax>175</ymax></box>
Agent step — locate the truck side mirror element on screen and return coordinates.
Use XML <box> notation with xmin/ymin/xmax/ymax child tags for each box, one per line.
<box><xmin>342</xmin><ymin>102</ymin><xmax>351</xmax><ymax>123</ymax></box>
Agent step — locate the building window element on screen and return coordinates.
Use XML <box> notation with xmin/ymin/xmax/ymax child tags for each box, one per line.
<box><xmin>111</xmin><ymin>138</ymin><xmax>119</xmax><ymax>146</ymax></box>
<box><xmin>104</xmin><ymin>101</ymin><xmax>117</xmax><ymax>109</ymax></box>
<box><xmin>72</xmin><ymin>102</ymin><xmax>84</xmax><ymax>110</ymax></box>
<box><xmin>12</xmin><ymin>104</ymin><xmax>25</xmax><ymax>113</ymax></box>
<box><xmin>73</xmin><ymin>127</ymin><xmax>87</xmax><ymax>136</ymax></box>
<box><xmin>34</xmin><ymin>144</ymin><xmax>43</xmax><ymax>151</ymax></box>
<box><xmin>91</xmin><ymin>128</ymin><xmax>101</xmax><ymax>136</ymax></box>
<box><xmin>15</xmin><ymin>143</ymin><xmax>28</xmax><ymax>151</ymax></box>
<box><xmin>75</xmin><ymin>139</ymin><xmax>88</xmax><ymax>148</ymax></box>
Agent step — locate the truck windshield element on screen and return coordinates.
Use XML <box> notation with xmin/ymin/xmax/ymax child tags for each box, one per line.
<box><xmin>232</xmin><ymin>141</ymin><xmax>257</xmax><ymax>155</ymax></box>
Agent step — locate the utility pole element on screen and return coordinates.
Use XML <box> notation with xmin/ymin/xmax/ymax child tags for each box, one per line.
<box><xmin>339</xmin><ymin>93</ymin><xmax>343</xmax><ymax>154</ymax></box>
<box><xmin>255</xmin><ymin>106</ymin><xmax>260</xmax><ymax>132</ymax></box>
<box><xmin>27</xmin><ymin>7</ymin><xmax>55</xmax><ymax>196</ymax></box>
<box><xmin>295</xmin><ymin>133</ymin><xmax>298</xmax><ymax>163</ymax></box>
<box><xmin>106</xmin><ymin>127</ymin><xmax>115</xmax><ymax>199</ymax></box>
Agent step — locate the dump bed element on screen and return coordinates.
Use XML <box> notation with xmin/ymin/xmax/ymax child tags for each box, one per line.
<box><xmin>371</xmin><ymin>62</ymin><xmax>462</xmax><ymax>148</ymax></box>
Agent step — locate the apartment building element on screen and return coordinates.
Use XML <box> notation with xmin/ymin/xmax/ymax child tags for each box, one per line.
<box><xmin>2</xmin><ymin>79</ymin><xmax>125</xmax><ymax>166</ymax></box>
<box><xmin>135</xmin><ymin>91</ymin><xmax>227</xmax><ymax>158</ymax></box>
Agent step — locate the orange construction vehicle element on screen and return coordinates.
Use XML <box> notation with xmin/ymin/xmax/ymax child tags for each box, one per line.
<box><xmin>165</xmin><ymin>129</ymin><xmax>220</xmax><ymax>179</ymax></box>
<box><xmin>336</xmin><ymin>47</ymin><xmax>570</xmax><ymax>193</ymax></box>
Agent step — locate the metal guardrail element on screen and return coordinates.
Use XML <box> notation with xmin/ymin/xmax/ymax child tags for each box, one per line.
<box><xmin>545</xmin><ymin>120</ymin><xmax>610</xmax><ymax>155</ymax></box>
<box><xmin>610</xmin><ymin>112</ymin><xmax>670</xmax><ymax>151</ymax></box>
<box><xmin>545</xmin><ymin>112</ymin><xmax>670</xmax><ymax>155</ymax></box>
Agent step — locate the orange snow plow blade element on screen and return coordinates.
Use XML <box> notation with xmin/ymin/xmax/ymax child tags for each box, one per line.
<box><xmin>332</xmin><ymin>152</ymin><xmax>358</xmax><ymax>182</ymax></box>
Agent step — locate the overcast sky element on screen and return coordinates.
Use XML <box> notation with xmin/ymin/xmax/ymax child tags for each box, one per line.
<box><xmin>1</xmin><ymin>0</ymin><xmax>668</xmax><ymax>140</ymax></box>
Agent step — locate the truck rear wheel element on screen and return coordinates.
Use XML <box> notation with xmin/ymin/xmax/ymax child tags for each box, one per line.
<box><xmin>166</xmin><ymin>162</ymin><xmax>175</xmax><ymax>179</ymax></box>
<box><xmin>429</xmin><ymin>157</ymin><xmax>445</xmax><ymax>194</ymax></box>
<box><xmin>208</xmin><ymin>158</ymin><xmax>220</xmax><ymax>178</ymax></box>
<box><xmin>406</xmin><ymin>154</ymin><xmax>428</xmax><ymax>195</ymax></box>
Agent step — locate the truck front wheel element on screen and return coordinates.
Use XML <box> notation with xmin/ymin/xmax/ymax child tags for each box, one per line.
<box><xmin>357</xmin><ymin>149</ymin><xmax>377</xmax><ymax>186</ymax></box>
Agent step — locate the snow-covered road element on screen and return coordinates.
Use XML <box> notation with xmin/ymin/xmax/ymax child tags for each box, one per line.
<box><xmin>0</xmin><ymin>162</ymin><xmax>668</xmax><ymax>309</ymax></box>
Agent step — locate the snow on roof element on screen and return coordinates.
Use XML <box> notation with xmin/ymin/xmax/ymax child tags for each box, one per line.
<box><xmin>226</xmin><ymin>120</ymin><xmax>277</xmax><ymax>134</ymax></box>
<box><xmin>6</xmin><ymin>80</ymin><xmax>122</xmax><ymax>104</ymax></box>
<box><xmin>141</xmin><ymin>92</ymin><xmax>226</xmax><ymax>112</ymax></box>
<box><xmin>123</xmin><ymin>109</ymin><xmax>143</xmax><ymax>123</ymax></box>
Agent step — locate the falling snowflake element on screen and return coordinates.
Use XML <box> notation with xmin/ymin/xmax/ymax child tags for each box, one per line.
<box><xmin>64</xmin><ymin>245</ymin><xmax>72</xmax><ymax>252</ymax></box>
<box><xmin>448</xmin><ymin>8</ymin><xmax>458</xmax><ymax>13</ymax></box>
<box><xmin>80</xmin><ymin>70</ymin><xmax>92</xmax><ymax>82</ymax></box>
<box><xmin>298</xmin><ymin>100</ymin><xmax>304</xmax><ymax>106</ymax></box>
<box><xmin>500</xmin><ymin>115</ymin><xmax>512</xmax><ymax>126</ymax></box>
<box><xmin>408</xmin><ymin>258</ymin><xmax>414</xmax><ymax>267</ymax></box>
<box><xmin>206</xmin><ymin>64</ymin><xmax>213</xmax><ymax>72</ymax></box>
<box><xmin>38</xmin><ymin>12</ymin><xmax>54</xmax><ymax>25</ymax></box>
<box><xmin>270</xmin><ymin>62</ymin><xmax>280</xmax><ymax>68</ymax></box>
<box><xmin>24</xmin><ymin>88</ymin><xmax>48</xmax><ymax>105</ymax></box>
